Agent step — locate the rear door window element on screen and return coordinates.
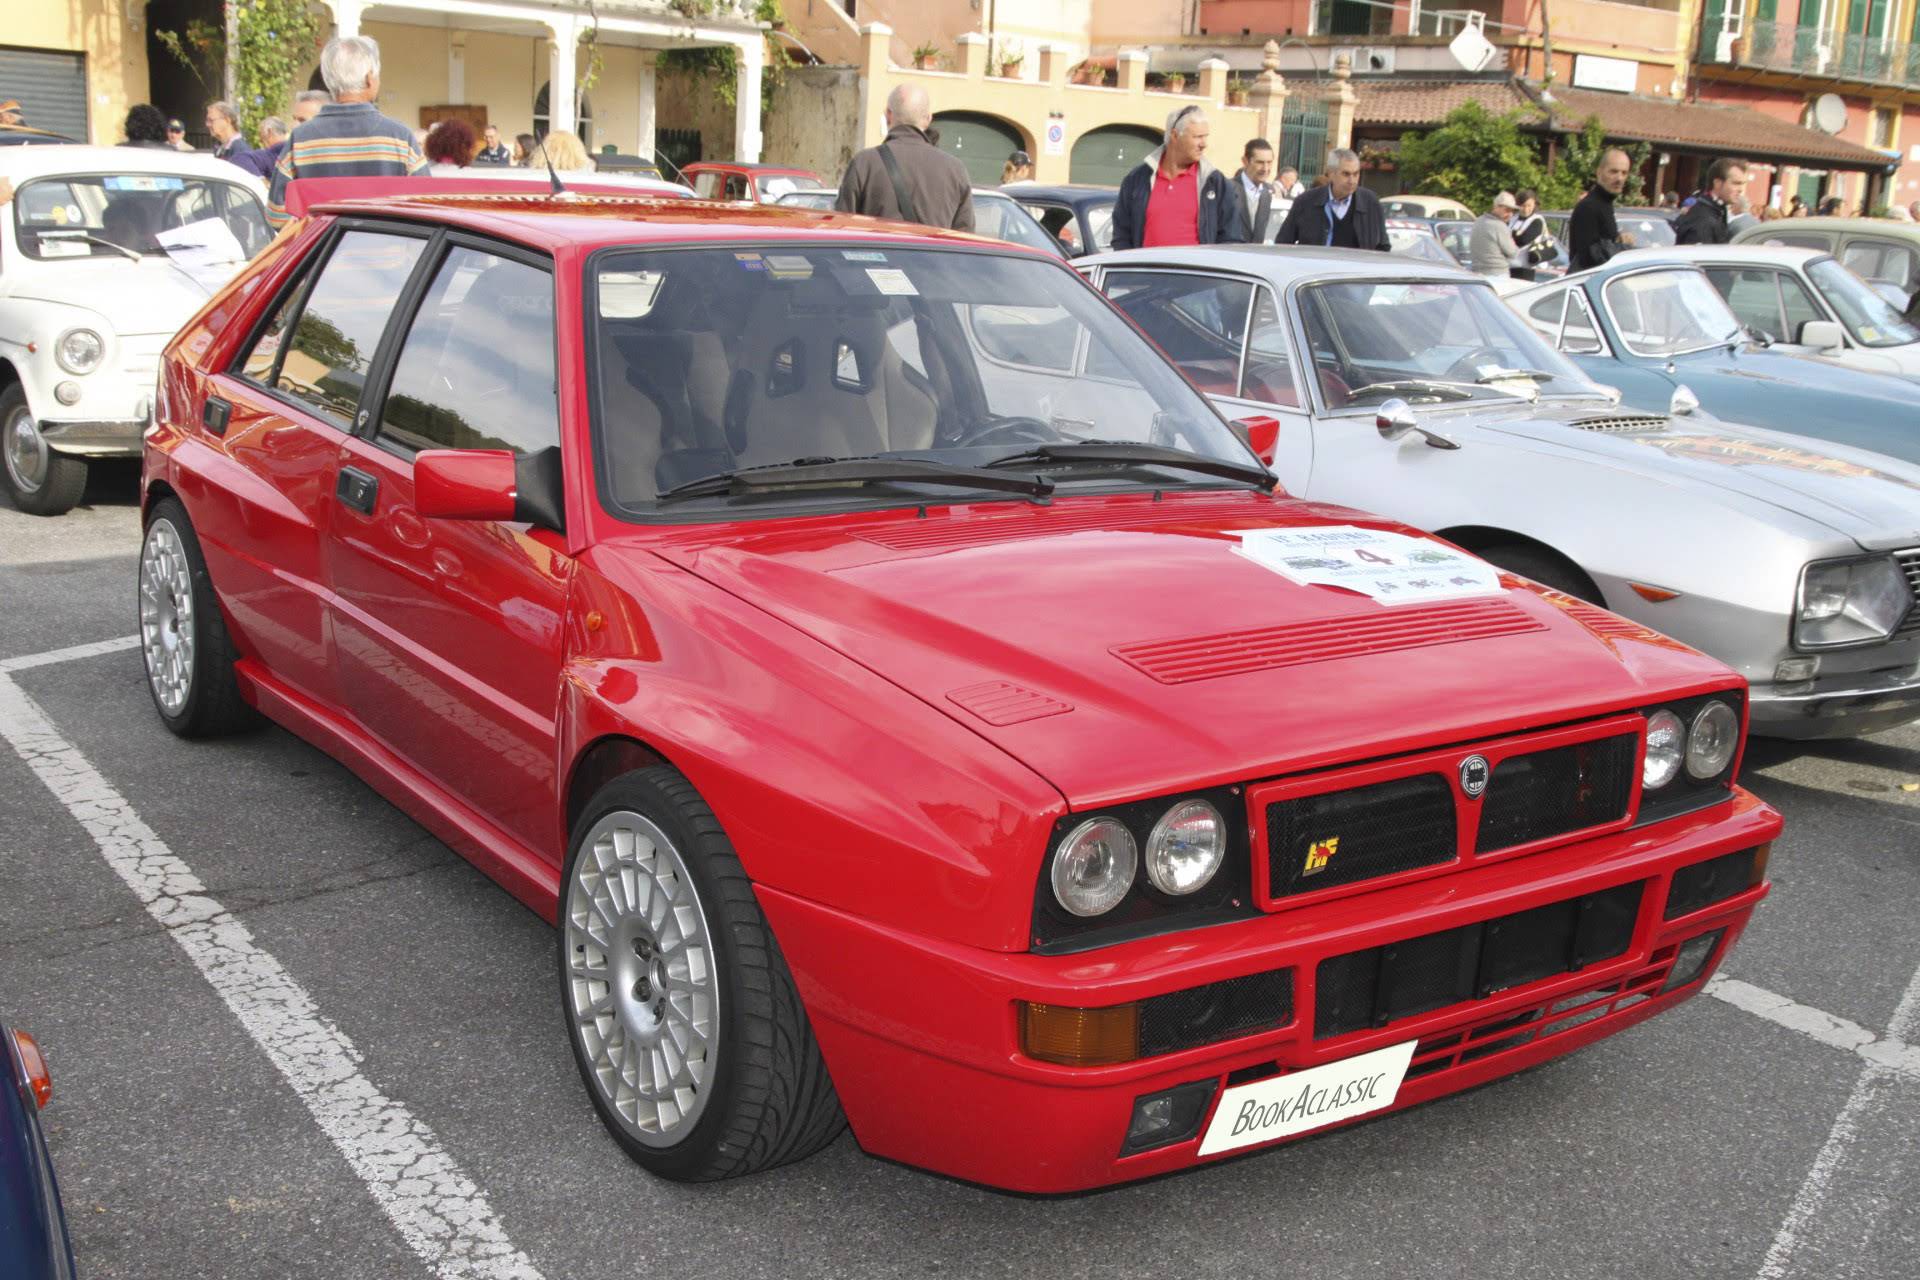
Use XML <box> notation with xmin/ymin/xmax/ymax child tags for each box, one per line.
<box><xmin>1102</xmin><ymin>270</ymin><xmax>1254</xmax><ymax>396</ymax></box>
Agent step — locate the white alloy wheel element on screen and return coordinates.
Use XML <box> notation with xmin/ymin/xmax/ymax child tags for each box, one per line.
<box><xmin>140</xmin><ymin>516</ymin><xmax>196</xmax><ymax>716</ymax></box>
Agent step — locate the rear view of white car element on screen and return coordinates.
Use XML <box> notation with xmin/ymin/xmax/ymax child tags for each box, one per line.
<box><xmin>1</xmin><ymin>146</ymin><xmax>268</xmax><ymax>514</ymax></box>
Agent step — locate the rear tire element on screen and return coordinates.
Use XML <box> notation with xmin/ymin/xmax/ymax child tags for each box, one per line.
<box><xmin>140</xmin><ymin>498</ymin><xmax>256</xmax><ymax>737</ymax></box>
<box><xmin>1479</xmin><ymin>542</ymin><xmax>1605</xmax><ymax>607</ymax></box>
<box><xmin>1</xmin><ymin>384</ymin><xmax>88</xmax><ymax>516</ymax></box>
<box><xmin>559</xmin><ymin>767</ymin><xmax>846</xmax><ymax>1181</ymax></box>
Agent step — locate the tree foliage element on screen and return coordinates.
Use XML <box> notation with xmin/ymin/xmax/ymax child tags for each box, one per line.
<box><xmin>1395</xmin><ymin>102</ymin><xmax>1541</xmax><ymax>214</ymax></box>
<box><xmin>1538</xmin><ymin>116</ymin><xmax>1653</xmax><ymax>207</ymax></box>
<box><xmin>232</xmin><ymin>0</ymin><xmax>325</xmax><ymax>141</ymax></box>
<box><xmin>658</xmin><ymin>0</ymin><xmax>789</xmax><ymax>115</ymax></box>
<box><xmin>155</xmin><ymin>19</ymin><xmax>225</xmax><ymax>96</ymax></box>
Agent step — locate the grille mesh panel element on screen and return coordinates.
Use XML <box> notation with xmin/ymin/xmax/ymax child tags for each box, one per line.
<box><xmin>1899</xmin><ymin>550</ymin><xmax>1920</xmax><ymax>636</ymax></box>
<box><xmin>1475</xmin><ymin>734</ymin><xmax>1636</xmax><ymax>853</ymax></box>
<box><xmin>1267</xmin><ymin>773</ymin><xmax>1456</xmax><ymax>899</ymax></box>
<box><xmin>1138</xmin><ymin>969</ymin><xmax>1294</xmax><ymax>1057</ymax></box>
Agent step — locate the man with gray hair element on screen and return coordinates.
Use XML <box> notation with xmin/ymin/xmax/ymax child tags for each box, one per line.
<box><xmin>1111</xmin><ymin>104</ymin><xmax>1246</xmax><ymax>250</ymax></box>
<box><xmin>834</xmin><ymin>83</ymin><xmax>974</xmax><ymax>230</ymax></box>
<box><xmin>1271</xmin><ymin>148</ymin><xmax>1390</xmax><ymax>251</ymax></box>
<box><xmin>267</xmin><ymin>35</ymin><xmax>425</xmax><ymax>228</ymax></box>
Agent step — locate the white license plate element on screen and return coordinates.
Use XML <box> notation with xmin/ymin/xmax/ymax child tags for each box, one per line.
<box><xmin>1196</xmin><ymin>1039</ymin><xmax>1417</xmax><ymax>1156</ymax></box>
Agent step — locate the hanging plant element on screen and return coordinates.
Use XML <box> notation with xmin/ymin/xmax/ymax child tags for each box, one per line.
<box><xmin>657</xmin><ymin>0</ymin><xmax>790</xmax><ymax>116</ymax></box>
<box><xmin>230</xmin><ymin>0</ymin><xmax>325</xmax><ymax>140</ymax></box>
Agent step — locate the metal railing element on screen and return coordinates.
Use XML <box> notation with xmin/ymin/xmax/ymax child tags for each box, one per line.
<box><xmin>1408</xmin><ymin>4</ymin><xmax>1490</xmax><ymax>37</ymax></box>
<box><xmin>1706</xmin><ymin>19</ymin><xmax>1920</xmax><ymax>90</ymax></box>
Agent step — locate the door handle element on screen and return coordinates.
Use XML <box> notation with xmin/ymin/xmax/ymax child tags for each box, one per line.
<box><xmin>202</xmin><ymin>396</ymin><xmax>231</xmax><ymax>435</ymax></box>
<box><xmin>336</xmin><ymin>466</ymin><xmax>379</xmax><ymax>514</ymax></box>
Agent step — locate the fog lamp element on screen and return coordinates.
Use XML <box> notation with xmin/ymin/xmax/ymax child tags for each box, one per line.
<box><xmin>1021</xmin><ymin>1000</ymin><xmax>1138</xmax><ymax>1066</ymax></box>
<box><xmin>55</xmin><ymin>381</ymin><xmax>82</xmax><ymax>406</ymax></box>
<box><xmin>1661</xmin><ymin>929</ymin><xmax>1725</xmax><ymax>993</ymax></box>
<box><xmin>1773</xmin><ymin>657</ymin><xmax>1819</xmax><ymax>685</ymax></box>
<box><xmin>1121</xmin><ymin>1079</ymin><xmax>1218</xmax><ymax>1155</ymax></box>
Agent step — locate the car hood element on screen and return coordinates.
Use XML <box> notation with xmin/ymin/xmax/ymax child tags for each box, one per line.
<box><xmin>12</xmin><ymin>259</ymin><xmax>231</xmax><ymax>336</ymax></box>
<box><xmin>1473</xmin><ymin>403</ymin><xmax>1920</xmax><ymax>548</ymax></box>
<box><xmin>646</xmin><ymin>491</ymin><xmax>1734</xmax><ymax>806</ymax></box>
<box><xmin>1680</xmin><ymin>344</ymin><xmax>1920</xmax><ymax>401</ymax></box>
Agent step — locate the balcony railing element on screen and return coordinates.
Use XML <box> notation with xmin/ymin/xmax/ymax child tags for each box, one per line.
<box><xmin>1706</xmin><ymin>19</ymin><xmax>1920</xmax><ymax>91</ymax></box>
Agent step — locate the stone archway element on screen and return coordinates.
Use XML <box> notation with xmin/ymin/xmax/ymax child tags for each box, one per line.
<box><xmin>1070</xmin><ymin>124</ymin><xmax>1160</xmax><ymax>186</ymax></box>
<box><xmin>930</xmin><ymin>110</ymin><xmax>1027</xmax><ymax>186</ymax></box>
<box><xmin>534</xmin><ymin>81</ymin><xmax>593</xmax><ymax>148</ymax></box>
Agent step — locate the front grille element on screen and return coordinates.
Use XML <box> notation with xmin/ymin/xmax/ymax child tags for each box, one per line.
<box><xmin>1570</xmin><ymin>413</ymin><xmax>1667</xmax><ymax>433</ymax></box>
<box><xmin>1138</xmin><ymin>969</ymin><xmax>1294</xmax><ymax>1057</ymax></box>
<box><xmin>1475</xmin><ymin>734</ymin><xmax>1636</xmax><ymax>853</ymax></box>
<box><xmin>1899</xmin><ymin>550</ymin><xmax>1920</xmax><ymax>636</ymax></box>
<box><xmin>1313</xmin><ymin>881</ymin><xmax>1645</xmax><ymax>1039</ymax></box>
<box><xmin>1267</xmin><ymin>773</ymin><xmax>1456</xmax><ymax>899</ymax></box>
<box><xmin>1402</xmin><ymin>957</ymin><xmax>1671</xmax><ymax>1080</ymax></box>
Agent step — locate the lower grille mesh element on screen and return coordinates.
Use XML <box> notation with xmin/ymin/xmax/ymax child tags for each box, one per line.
<box><xmin>1475</xmin><ymin>734</ymin><xmax>1636</xmax><ymax>853</ymax></box>
<box><xmin>1267</xmin><ymin>773</ymin><xmax>1456</xmax><ymax>899</ymax></box>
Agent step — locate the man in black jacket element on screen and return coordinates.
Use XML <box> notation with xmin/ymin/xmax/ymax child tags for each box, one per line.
<box><xmin>1673</xmin><ymin>158</ymin><xmax>1748</xmax><ymax>245</ymax></box>
<box><xmin>1270</xmin><ymin>149</ymin><xmax>1390</xmax><ymax>251</ymax></box>
<box><xmin>1568</xmin><ymin>148</ymin><xmax>1637</xmax><ymax>271</ymax></box>
<box><xmin>835</xmin><ymin>83</ymin><xmax>974</xmax><ymax>231</ymax></box>
<box><xmin>1110</xmin><ymin>105</ymin><xmax>1247</xmax><ymax>249</ymax></box>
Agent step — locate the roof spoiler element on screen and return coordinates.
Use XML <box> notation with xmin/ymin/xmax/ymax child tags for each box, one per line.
<box><xmin>280</xmin><ymin>174</ymin><xmax>689</xmax><ymax>218</ymax></box>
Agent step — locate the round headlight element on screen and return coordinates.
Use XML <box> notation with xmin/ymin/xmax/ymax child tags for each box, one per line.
<box><xmin>1050</xmin><ymin>817</ymin><xmax>1137</xmax><ymax>918</ymax></box>
<box><xmin>1687</xmin><ymin>701</ymin><xmax>1739</xmax><ymax>779</ymax></box>
<box><xmin>1144</xmin><ymin>800</ymin><xmax>1226</xmax><ymax>896</ymax></box>
<box><xmin>1645</xmin><ymin>709</ymin><xmax>1685</xmax><ymax>790</ymax></box>
<box><xmin>56</xmin><ymin>328</ymin><xmax>105</xmax><ymax>375</ymax></box>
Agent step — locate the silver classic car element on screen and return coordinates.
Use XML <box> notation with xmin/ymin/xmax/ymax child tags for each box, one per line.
<box><xmin>1080</xmin><ymin>244</ymin><xmax>1920</xmax><ymax>739</ymax></box>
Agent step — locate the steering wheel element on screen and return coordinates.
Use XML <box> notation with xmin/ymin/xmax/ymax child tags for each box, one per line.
<box><xmin>952</xmin><ymin>415</ymin><xmax>1059</xmax><ymax>448</ymax></box>
<box><xmin>1440</xmin><ymin>349</ymin><xmax>1510</xmax><ymax>382</ymax></box>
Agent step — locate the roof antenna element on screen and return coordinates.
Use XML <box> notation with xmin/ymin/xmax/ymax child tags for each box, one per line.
<box><xmin>540</xmin><ymin>138</ymin><xmax>577</xmax><ymax>201</ymax></box>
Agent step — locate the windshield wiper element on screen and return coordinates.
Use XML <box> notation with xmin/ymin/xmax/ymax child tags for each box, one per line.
<box><xmin>1473</xmin><ymin>367</ymin><xmax>1558</xmax><ymax>385</ymax></box>
<box><xmin>33</xmin><ymin>232</ymin><xmax>143</xmax><ymax>263</ymax></box>
<box><xmin>983</xmin><ymin>441</ymin><xmax>1277</xmax><ymax>490</ymax></box>
<box><xmin>656</xmin><ymin>456</ymin><xmax>1055</xmax><ymax>503</ymax></box>
<box><xmin>1344</xmin><ymin>379</ymin><xmax>1480</xmax><ymax>404</ymax></box>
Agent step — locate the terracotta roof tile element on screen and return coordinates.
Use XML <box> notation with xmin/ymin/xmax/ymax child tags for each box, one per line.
<box><xmin>1352</xmin><ymin>78</ymin><xmax>1533</xmax><ymax>126</ymax></box>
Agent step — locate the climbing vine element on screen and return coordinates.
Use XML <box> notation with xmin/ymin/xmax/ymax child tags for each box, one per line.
<box><xmin>657</xmin><ymin>0</ymin><xmax>789</xmax><ymax>114</ymax></box>
<box><xmin>158</xmin><ymin>1</ymin><xmax>325</xmax><ymax>143</ymax></box>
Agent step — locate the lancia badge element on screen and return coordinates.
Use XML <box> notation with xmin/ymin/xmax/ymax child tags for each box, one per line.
<box><xmin>1459</xmin><ymin>754</ymin><xmax>1490</xmax><ymax>797</ymax></box>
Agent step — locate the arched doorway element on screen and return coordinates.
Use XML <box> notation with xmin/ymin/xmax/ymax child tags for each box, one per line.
<box><xmin>931</xmin><ymin>110</ymin><xmax>1024</xmax><ymax>186</ymax></box>
<box><xmin>533</xmin><ymin>82</ymin><xmax>593</xmax><ymax>148</ymax></box>
<box><xmin>1070</xmin><ymin>125</ymin><xmax>1159</xmax><ymax>186</ymax></box>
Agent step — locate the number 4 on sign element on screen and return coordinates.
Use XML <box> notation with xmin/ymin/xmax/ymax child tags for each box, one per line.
<box><xmin>1354</xmin><ymin>548</ymin><xmax>1393</xmax><ymax>564</ymax></box>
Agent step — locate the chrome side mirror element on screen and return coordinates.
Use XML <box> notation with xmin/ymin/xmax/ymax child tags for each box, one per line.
<box><xmin>1375</xmin><ymin>398</ymin><xmax>1419</xmax><ymax>441</ymax></box>
<box><xmin>1670</xmin><ymin>385</ymin><xmax>1701</xmax><ymax>417</ymax></box>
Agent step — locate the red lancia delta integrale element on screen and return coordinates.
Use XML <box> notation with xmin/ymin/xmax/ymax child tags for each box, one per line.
<box><xmin>139</xmin><ymin>189</ymin><xmax>1781</xmax><ymax>1193</ymax></box>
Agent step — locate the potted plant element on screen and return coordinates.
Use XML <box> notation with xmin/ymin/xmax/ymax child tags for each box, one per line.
<box><xmin>911</xmin><ymin>41</ymin><xmax>940</xmax><ymax>71</ymax></box>
<box><xmin>1226</xmin><ymin>76</ymin><xmax>1250</xmax><ymax>106</ymax></box>
<box><xmin>1165</xmin><ymin>71</ymin><xmax>1188</xmax><ymax>93</ymax></box>
<box><xmin>993</xmin><ymin>35</ymin><xmax>1024</xmax><ymax>78</ymax></box>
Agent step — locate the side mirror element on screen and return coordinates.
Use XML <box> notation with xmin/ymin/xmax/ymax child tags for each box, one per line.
<box><xmin>1670</xmin><ymin>385</ymin><xmax>1701</xmax><ymax>417</ymax></box>
<box><xmin>1230</xmin><ymin>414</ymin><xmax>1280</xmax><ymax>466</ymax></box>
<box><xmin>1798</xmin><ymin>319</ymin><xmax>1844</xmax><ymax>351</ymax></box>
<box><xmin>1375</xmin><ymin>398</ymin><xmax>1419</xmax><ymax>441</ymax></box>
<box><xmin>415</xmin><ymin>446</ymin><xmax>566</xmax><ymax>532</ymax></box>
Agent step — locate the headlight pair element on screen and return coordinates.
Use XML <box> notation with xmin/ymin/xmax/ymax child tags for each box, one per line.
<box><xmin>55</xmin><ymin>328</ymin><xmax>106</xmax><ymax>375</ymax></box>
<box><xmin>1795</xmin><ymin>556</ymin><xmax>1911</xmax><ymax>649</ymax></box>
<box><xmin>1052</xmin><ymin>800</ymin><xmax>1226</xmax><ymax>917</ymax></box>
<box><xmin>1643</xmin><ymin>699</ymin><xmax>1740</xmax><ymax>791</ymax></box>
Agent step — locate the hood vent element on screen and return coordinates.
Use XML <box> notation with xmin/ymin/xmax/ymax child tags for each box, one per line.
<box><xmin>946</xmin><ymin>680</ymin><xmax>1073</xmax><ymax>726</ymax></box>
<box><xmin>1570</xmin><ymin>413</ymin><xmax>1668</xmax><ymax>433</ymax></box>
<box><xmin>856</xmin><ymin>493</ymin><xmax>1274</xmax><ymax>553</ymax></box>
<box><xmin>1524</xmin><ymin>587</ymin><xmax>1680</xmax><ymax>648</ymax></box>
<box><xmin>1112</xmin><ymin>597</ymin><xmax>1544</xmax><ymax>685</ymax></box>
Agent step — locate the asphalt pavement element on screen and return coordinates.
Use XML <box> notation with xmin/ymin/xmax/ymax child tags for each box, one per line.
<box><xmin>2</xmin><ymin>479</ymin><xmax>1916</xmax><ymax>1280</ymax></box>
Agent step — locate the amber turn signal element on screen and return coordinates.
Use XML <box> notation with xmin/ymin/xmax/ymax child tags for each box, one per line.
<box><xmin>1749</xmin><ymin>840</ymin><xmax>1772</xmax><ymax>888</ymax></box>
<box><xmin>11</xmin><ymin>1030</ymin><xmax>51</xmax><ymax>1109</ymax></box>
<box><xmin>1630</xmin><ymin>583</ymin><xmax>1681</xmax><ymax>603</ymax></box>
<box><xmin>1020</xmin><ymin>1000</ymin><xmax>1139</xmax><ymax>1066</ymax></box>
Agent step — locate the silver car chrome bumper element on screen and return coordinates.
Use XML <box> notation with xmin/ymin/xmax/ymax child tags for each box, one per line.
<box><xmin>1750</xmin><ymin>666</ymin><xmax>1920</xmax><ymax>739</ymax></box>
<box><xmin>39</xmin><ymin>418</ymin><xmax>147</xmax><ymax>458</ymax></box>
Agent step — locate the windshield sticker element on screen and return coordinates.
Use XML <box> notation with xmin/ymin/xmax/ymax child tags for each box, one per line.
<box><xmin>104</xmin><ymin>175</ymin><xmax>184</xmax><ymax>191</ymax></box>
<box><xmin>842</xmin><ymin>250</ymin><xmax>887</xmax><ymax>262</ymax></box>
<box><xmin>866</xmin><ymin>267</ymin><xmax>918</xmax><ymax>296</ymax></box>
<box><xmin>50</xmin><ymin>204</ymin><xmax>68</xmax><ymax>224</ymax></box>
<box><xmin>1235</xmin><ymin>526</ymin><xmax>1502</xmax><ymax>605</ymax></box>
<box><xmin>764</xmin><ymin>253</ymin><xmax>813</xmax><ymax>280</ymax></box>
<box><xmin>733</xmin><ymin>251</ymin><xmax>766</xmax><ymax>271</ymax></box>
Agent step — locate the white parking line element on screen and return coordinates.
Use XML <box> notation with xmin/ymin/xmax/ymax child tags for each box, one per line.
<box><xmin>0</xmin><ymin>663</ymin><xmax>546</xmax><ymax>1280</ymax></box>
<box><xmin>1706</xmin><ymin>975</ymin><xmax>1920</xmax><ymax>1080</ymax></box>
<box><xmin>0</xmin><ymin>634</ymin><xmax>141</xmax><ymax>674</ymax></box>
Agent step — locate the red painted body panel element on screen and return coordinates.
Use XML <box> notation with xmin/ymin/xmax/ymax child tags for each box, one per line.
<box><xmin>143</xmin><ymin>198</ymin><xmax>1784</xmax><ymax>1192</ymax></box>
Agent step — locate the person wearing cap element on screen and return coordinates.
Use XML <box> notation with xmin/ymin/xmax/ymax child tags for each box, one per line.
<box><xmin>166</xmin><ymin>119</ymin><xmax>193</xmax><ymax>151</ymax></box>
<box><xmin>1000</xmin><ymin>149</ymin><xmax>1034</xmax><ymax>185</ymax></box>
<box><xmin>1468</xmin><ymin>191</ymin><xmax>1523</xmax><ymax>279</ymax></box>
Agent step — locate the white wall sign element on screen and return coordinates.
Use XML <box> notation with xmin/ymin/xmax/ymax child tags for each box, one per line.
<box><xmin>1572</xmin><ymin>54</ymin><xmax>1639</xmax><ymax>95</ymax></box>
<box><xmin>1044</xmin><ymin>117</ymin><xmax>1066</xmax><ymax>157</ymax></box>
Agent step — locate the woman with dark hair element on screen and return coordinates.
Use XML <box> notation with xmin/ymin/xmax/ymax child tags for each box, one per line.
<box><xmin>123</xmin><ymin>104</ymin><xmax>173</xmax><ymax>148</ymax></box>
<box><xmin>1508</xmin><ymin>187</ymin><xmax>1553</xmax><ymax>281</ymax></box>
<box><xmin>424</xmin><ymin>117</ymin><xmax>477</xmax><ymax>169</ymax></box>
<box><xmin>513</xmin><ymin>133</ymin><xmax>537</xmax><ymax>166</ymax></box>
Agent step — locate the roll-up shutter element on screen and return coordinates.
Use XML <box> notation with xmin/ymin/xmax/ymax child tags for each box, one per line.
<box><xmin>0</xmin><ymin>47</ymin><xmax>89</xmax><ymax>142</ymax></box>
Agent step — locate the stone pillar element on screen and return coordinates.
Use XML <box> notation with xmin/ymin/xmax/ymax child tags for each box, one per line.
<box><xmin>328</xmin><ymin>0</ymin><xmax>362</xmax><ymax>40</ymax></box>
<box><xmin>1196</xmin><ymin>56</ymin><xmax>1229</xmax><ymax>103</ymax></box>
<box><xmin>636</xmin><ymin>53</ymin><xmax>657</xmax><ymax>162</ymax></box>
<box><xmin>547</xmin><ymin>17</ymin><xmax>578</xmax><ymax>135</ymax></box>
<box><xmin>957</xmin><ymin>32</ymin><xmax>989</xmax><ymax>79</ymax></box>
<box><xmin>858</xmin><ymin>22</ymin><xmax>891</xmax><ymax>148</ymax></box>
<box><xmin>1250</xmin><ymin>39</ymin><xmax>1289</xmax><ymax>155</ymax></box>
<box><xmin>1038</xmin><ymin>43</ymin><xmax>1070</xmax><ymax>85</ymax></box>
<box><xmin>448</xmin><ymin>31</ymin><xmax>467</xmax><ymax>105</ymax></box>
<box><xmin>734</xmin><ymin>37</ymin><xmax>765</xmax><ymax>162</ymax></box>
<box><xmin>1323</xmin><ymin>51</ymin><xmax>1357</xmax><ymax>153</ymax></box>
<box><xmin>1117</xmin><ymin>48</ymin><xmax>1148</xmax><ymax>93</ymax></box>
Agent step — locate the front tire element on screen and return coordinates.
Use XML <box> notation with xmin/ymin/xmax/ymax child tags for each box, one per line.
<box><xmin>1</xmin><ymin>384</ymin><xmax>88</xmax><ymax>516</ymax></box>
<box><xmin>1479</xmin><ymin>542</ymin><xmax>1605</xmax><ymax>607</ymax></box>
<box><xmin>140</xmin><ymin>498</ymin><xmax>256</xmax><ymax>737</ymax></box>
<box><xmin>560</xmin><ymin>767</ymin><xmax>846</xmax><ymax>1181</ymax></box>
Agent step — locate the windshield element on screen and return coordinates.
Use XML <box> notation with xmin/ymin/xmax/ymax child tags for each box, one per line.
<box><xmin>777</xmin><ymin>191</ymin><xmax>836</xmax><ymax>210</ymax></box>
<box><xmin>1603</xmin><ymin>268</ymin><xmax>1743</xmax><ymax>356</ymax></box>
<box><xmin>1387</xmin><ymin>226</ymin><xmax>1457</xmax><ymax>266</ymax></box>
<box><xmin>1299</xmin><ymin>278</ymin><xmax>1593</xmax><ymax>409</ymax></box>
<box><xmin>971</xmin><ymin>193</ymin><xmax>1063</xmax><ymax>256</ymax></box>
<box><xmin>1617</xmin><ymin>212</ymin><xmax>1677</xmax><ymax>247</ymax></box>
<box><xmin>13</xmin><ymin>172</ymin><xmax>270</xmax><ymax>260</ymax></box>
<box><xmin>589</xmin><ymin>245</ymin><xmax>1250</xmax><ymax>515</ymax></box>
<box><xmin>758</xmin><ymin>174</ymin><xmax>824</xmax><ymax>201</ymax></box>
<box><xmin>1808</xmin><ymin>256</ymin><xmax>1920</xmax><ymax>348</ymax></box>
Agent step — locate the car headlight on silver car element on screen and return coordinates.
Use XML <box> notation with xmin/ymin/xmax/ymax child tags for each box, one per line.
<box><xmin>1143</xmin><ymin>799</ymin><xmax>1225</xmax><ymax>895</ymax></box>
<box><xmin>55</xmin><ymin>328</ymin><xmax>105</xmax><ymax>375</ymax></box>
<box><xmin>1050</xmin><ymin>817</ymin><xmax>1138</xmax><ymax>917</ymax></box>
<box><xmin>1795</xmin><ymin>556</ymin><xmax>1911</xmax><ymax>649</ymax></box>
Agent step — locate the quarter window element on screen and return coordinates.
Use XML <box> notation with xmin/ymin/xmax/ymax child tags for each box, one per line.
<box><xmin>1705</xmin><ymin>267</ymin><xmax>1786</xmax><ymax>342</ymax></box>
<box><xmin>1102</xmin><ymin>270</ymin><xmax>1254</xmax><ymax>396</ymax></box>
<box><xmin>378</xmin><ymin>246</ymin><xmax>558</xmax><ymax>455</ymax></box>
<box><xmin>1778</xmin><ymin>272</ymin><xmax>1825</xmax><ymax>344</ymax></box>
<box><xmin>1241</xmin><ymin>288</ymin><xmax>1300</xmax><ymax>408</ymax></box>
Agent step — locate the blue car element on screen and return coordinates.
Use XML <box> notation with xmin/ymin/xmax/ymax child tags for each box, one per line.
<box><xmin>1513</xmin><ymin>258</ymin><xmax>1920</xmax><ymax>463</ymax></box>
<box><xmin>2</xmin><ymin>1025</ymin><xmax>76</xmax><ymax>1279</ymax></box>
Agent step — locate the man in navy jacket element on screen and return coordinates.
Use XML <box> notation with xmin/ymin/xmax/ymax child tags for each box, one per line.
<box><xmin>1270</xmin><ymin>148</ymin><xmax>1391</xmax><ymax>251</ymax></box>
<box><xmin>1110</xmin><ymin>106</ymin><xmax>1247</xmax><ymax>250</ymax></box>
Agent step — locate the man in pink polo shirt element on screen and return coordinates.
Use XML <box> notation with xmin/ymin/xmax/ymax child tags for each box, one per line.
<box><xmin>1111</xmin><ymin>105</ymin><xmax>1247</xmax><ymax>250</ymax></box>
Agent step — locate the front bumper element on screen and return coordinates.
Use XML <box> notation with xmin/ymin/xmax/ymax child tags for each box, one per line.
<box><xmin>1749</xmin><ymin>664</ymin><xmax>1920</xmax><ymax>738</ymax></box>
<box><xmin>759</xmin><ymin>791</ymin><xmax>1779</xmax><ymax>1193</ymax></box>
<box><xmin>37</xmin><ymin>416</ymin><xmax>148</xmax><ymax>458</ymax></box>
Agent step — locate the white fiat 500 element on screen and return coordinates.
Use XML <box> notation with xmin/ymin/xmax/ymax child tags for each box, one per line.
<box><xmin>1</xmin><ymin>146</ymin><xmax>268</xmax><ymax>513</ymax></box>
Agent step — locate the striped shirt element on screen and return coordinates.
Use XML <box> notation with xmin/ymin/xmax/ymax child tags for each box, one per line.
<box><xmin>267</xmin><ymin>101</ymin><xmax>426</xmax><ymax>227</ymax></box>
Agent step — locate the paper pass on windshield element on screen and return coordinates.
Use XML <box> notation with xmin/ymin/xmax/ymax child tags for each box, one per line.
<box><xmin>1235</xmin><ymin>526</ymin><xmax>1502</xmax><ymax>604</ymax></box>
<box><xmin>866</xmin><ymin>267</ymin><xmax>917</xmax><ymax>296</ymax></box>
